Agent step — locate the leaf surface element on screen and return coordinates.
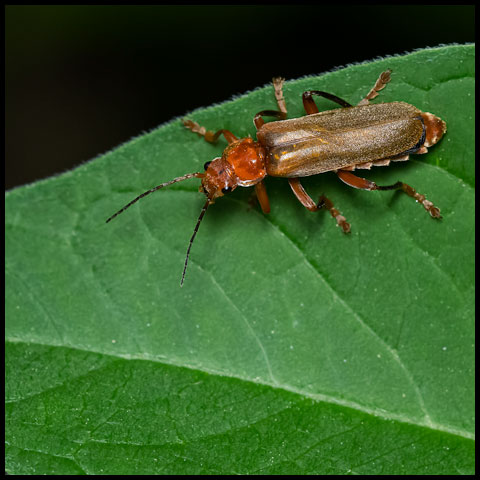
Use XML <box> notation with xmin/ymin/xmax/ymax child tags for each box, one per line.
<box><xmin>5</xmin><ymin>44</ymin><xmax>475</xmax><ymax>475</ymax></box>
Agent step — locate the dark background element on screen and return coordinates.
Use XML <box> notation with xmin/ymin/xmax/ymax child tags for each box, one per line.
<box><xmin>5</xmin><ymin>5</ymin><xmax>475</xmax><ymax>190</ymax></box>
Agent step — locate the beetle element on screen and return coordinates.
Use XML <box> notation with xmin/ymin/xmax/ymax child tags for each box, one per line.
<box><xmin>106</xmin><ymin>70</ymin><xmax>447</xmax><ymax>285</ymax></box>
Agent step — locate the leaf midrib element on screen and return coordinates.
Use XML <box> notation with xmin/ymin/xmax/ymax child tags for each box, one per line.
<box><xmin>5</xmin><ymin>337</ymin><xmax>474</xmax><ymax>441</ymax></box>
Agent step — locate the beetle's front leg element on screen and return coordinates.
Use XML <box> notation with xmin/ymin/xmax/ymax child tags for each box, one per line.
<box><xmin>336</xmin><ymin>169</ymin><xmax>441</xmax><ymax>218</ymax></box>
<box><xmin>357</xmin><ymin>70</ymin><xmax>391</xmax><ymax>106</ymax></box>
<box><xmin>254</xmin><ymin>181</ymin><xmax>271</xmax><ymax>214</ymax></box>
<box><xmin>183</xmin><ymin>119</ymin><xmax>238</xmax><ymax>144</ymax></box>
<box><xmin>288</xmin><ymin>178</ymin><xmax>351</xmax><ymax>233</ymax></box>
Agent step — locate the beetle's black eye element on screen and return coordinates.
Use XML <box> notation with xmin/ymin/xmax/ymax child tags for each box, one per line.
<box><xmin>204</xmin><ymin>161</ymin><xmax>211</xmax><ymax>171</ymax></box>
<box><xmin>222</xmin><ymin>186</ymin><xmax>232</xmax><ymax>194</ymax></box>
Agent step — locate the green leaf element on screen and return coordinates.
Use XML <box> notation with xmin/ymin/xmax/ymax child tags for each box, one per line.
<box><xmin>5</xmin><ymin>44</ymin><xmax>474</xmax><ymax>475</ymax></box>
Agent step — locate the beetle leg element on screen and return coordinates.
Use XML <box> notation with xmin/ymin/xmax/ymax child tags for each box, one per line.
<box><xmin>302</xmin><ymin>91</ymin><xmax>352</xmax><ymax>114</ymax></box>
<box><xmin>255</xmin><ymin>180</ymin><xmax>271</xmax><ymax>214</ymax></box>
<box><xmin>273</xmin><ymin>77</ymin><xmax>288</xmax><ymax>115</ymax></box>
<box><xmin>254</xmin><ymin>110</ymin><xmax>287</xmax><ymax>129</ymax></box>
<box><xmin>336</xmin><ymin>169</ymin><xmax>441</xmax><ymax>218</ymax></box>
<box><xmin>288</xmin><ymin>178</ymin><xmax>350</xmax><ymax>233</ymax></box>
<box><xmin>253</xmin><ymin>77</ymin><xmax>288</xmax><ymax>129</ymax></box>
<box><xmin>287</xmin><ymin>178</ymin><xmax>318</xmax><ymax>211</ymax></box>
<box><xmin>357</xmin><ymin>70</ymin><xmax>392</xmax><ymax>106</ymax></box>
<box><xmin>318</xmin><ymin>194</ymin><xmax>351</xmax><ymax>233</ymax></box>
<box><xmin>183</xmin><ymin>119</ymin><xmax>237</xmax><ymax>144</ymax></box>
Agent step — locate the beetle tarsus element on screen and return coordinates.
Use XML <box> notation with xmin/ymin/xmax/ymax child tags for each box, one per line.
<box><xmin>272</xmin><ymin>77</ymin><xmax>287</xmax><ymax>115</ymax></box>
<box><xmin>393</xmin><ymin>182</ymin><xmax>442</xmax><ymax>219</ymax></box>
<box><xmin>318</xmin><ymin>194</ymin><xmax>351</xmax><ymax>234</ymax></box>
<box><xmin>424</xmin><ymin>202</ymin><xmax>442</xmax><ymax>219</ymax></box>
<box><xmin>336</xmin><ymin>215</ymin><xmax>351</xmax><ymax>234</ymax></box>
<box><xmin>358</xmin><ymin>69</ymin><xmax>392</xmax><ymax>106</ymax></box>
<box><xmin>183</xmin><ymin>119</ymin><xmax>238</xmax><ymax>144</ymax></box>
<box><xmin>414</xmin><ymin>195</ymin><xmax>442</xmax><ymax>219</ymax></box>
<box><xmin>183</xmin><ymin>119</ymin><xmax>207</xmax><ymax>136</ymax></box>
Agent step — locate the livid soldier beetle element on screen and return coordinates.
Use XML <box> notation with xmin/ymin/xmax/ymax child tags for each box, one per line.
<box><xmin>106</xmin><ymin>70</ymin><xmax>447</xmax><ymax>285</ymax></box>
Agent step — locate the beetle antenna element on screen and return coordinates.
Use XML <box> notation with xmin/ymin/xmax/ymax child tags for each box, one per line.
<box><xmin>106</xmin><ymin>173</ymin><xmax>203</xmax><ymax>223</ymax></box>
<box><xmin>181</xmin><ymin>198</ymin><xmax>211</xmax><ymax>286</ymax></box>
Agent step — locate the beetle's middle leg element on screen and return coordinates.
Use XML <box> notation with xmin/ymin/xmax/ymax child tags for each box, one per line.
<box><xmin>337</xmin><ymin>169</ymin><xmax>441</xmax><ymax>218</ymax></box>
<box><xmin>303</xmin><ymin>91</ymin><xmax>352</xmax><ymax>114</ymax></box>
<box><xmin>254</xmin><ymin>77</ymin><xmax>288</xmax><ymax>129</ymax></box>
<box><xmin>288</xmin><ymin>178</ymin><xmax>351</xmax><ymax>233</ymax></box>
<box><xmin>272</xmin><ymin>77</ymin><xmax>287</xmax><ymax>116</ymax></box>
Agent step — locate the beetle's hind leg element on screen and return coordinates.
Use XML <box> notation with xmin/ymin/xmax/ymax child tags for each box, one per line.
<box><xmin>337</xmin><ymin>169</ymin><xmax>441</xmax><ymax>218</ymax></box>
<box><xmin>357</xmin><ymin>70</ymin><xmax>392</xmax><ymax>106</ymax></box>
<box><xmin>288</xmin><ymin>178</ymin><xmax>351</xmax><ymax>233</ymax></box>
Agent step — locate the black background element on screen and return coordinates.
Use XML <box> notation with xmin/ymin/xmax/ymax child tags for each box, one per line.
<box><xmin>5</xmin><ymin>5</ymin><xmax>474</xmax><ymax>190</ymax></box>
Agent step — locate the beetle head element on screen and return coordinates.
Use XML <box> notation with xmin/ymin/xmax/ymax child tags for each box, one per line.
<box><xmin>201</xmin><ymin>157</ymin><xmax>238</xmax><ymax>201</ymax></box>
